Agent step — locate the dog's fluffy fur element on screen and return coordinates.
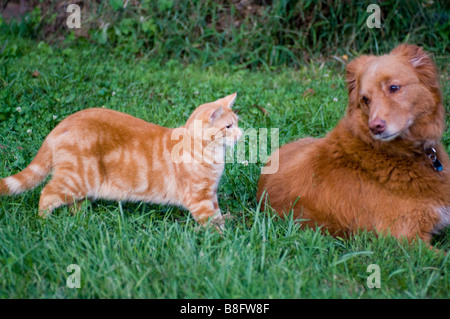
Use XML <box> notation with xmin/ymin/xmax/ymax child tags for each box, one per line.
<box><xmin>257</xmin><ymin>44</ymin><xmax>450</xmax><ymax>244</ymax></box>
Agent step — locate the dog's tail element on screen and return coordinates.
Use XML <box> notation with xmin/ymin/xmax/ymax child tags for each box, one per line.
<box><xmin>0</xmin><ymin>140</ymin><xmax>52</xmax><ymax>195</ymax></box>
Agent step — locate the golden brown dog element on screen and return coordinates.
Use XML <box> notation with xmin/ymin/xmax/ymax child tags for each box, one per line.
<box><xmin>257</xmin><ymin>44</ymin><xmax>450</xmax><ymax>244</ymax></box>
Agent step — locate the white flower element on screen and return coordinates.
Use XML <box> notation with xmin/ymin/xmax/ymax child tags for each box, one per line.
<box><xmin>333</xmin><ymin>97</ymin><xmax>338</xmax><ymax>102</ymax></box>
<box><xmin>194</xmin><ymin>90</ymin><xmax>199</xmax><ymax>95</ymax></box>
<box><xmin>16</xmin><ymin>107</ymin><xmax>22</xmax><ymax>113</ymax></box>
<box><xmin>52</xmin><ymin>115</ymin><xmax>58</xmax><ymax>120</ymax></box>
<box><xmin>241</xmin><ymin>160</ymin><xmax>249</xmax><ymax>166</ymax></box>
<box><xmin>27</xmin><ymin>129</ymin><xmax>32</xmax><ymax>134</ymax></box>
<box><xmin>324</xmin><ymin>73</ymin><xmax>329</xmax><ymax>77</ymax></box>
<box><xmin>112</xmin><ymin>91</ymin><xmax>116</xmax><ymax>96</ymax></box>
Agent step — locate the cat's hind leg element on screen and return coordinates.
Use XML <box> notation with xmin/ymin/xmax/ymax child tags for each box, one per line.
<box><xmin>38</xmin><ymin>177</ymin><xmax>86</xmax><ymax>217</ymax></box>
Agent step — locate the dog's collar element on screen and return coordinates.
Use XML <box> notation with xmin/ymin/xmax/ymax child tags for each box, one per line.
<box><xmin>425</xmin><ymin>147</ymin><xmax>443</xmax><ymax>172</ymax></box>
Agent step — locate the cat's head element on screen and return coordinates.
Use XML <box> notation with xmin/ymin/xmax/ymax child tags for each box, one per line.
<box><xmin>185</xmin><ymin>93</ymin><xmax>242</xmax><ymax>146</ymax></box>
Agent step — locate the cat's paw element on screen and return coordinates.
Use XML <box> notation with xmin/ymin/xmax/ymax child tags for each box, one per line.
<box><xmin>222</xmin><ymin>212</ymin><xmax>235</xmax><ymax>220</ymax></box>
<box><xmin>211</xmin><ymin>213</ymin><xmax>225</xmax><ymax>233</ymax></box>
<box><xmin>214</xmin><ymin>222</ymin><xmax>225</xmax><ymax>234</ymax></box>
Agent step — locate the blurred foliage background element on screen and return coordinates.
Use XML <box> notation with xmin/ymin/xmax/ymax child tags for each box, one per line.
<box><xmin>1</xmin><ymin>0</ymin><xmax>448</xmax><ymax>69</ymax></box>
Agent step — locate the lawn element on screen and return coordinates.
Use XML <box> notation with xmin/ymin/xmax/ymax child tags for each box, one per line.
<box><xmin>0</xmin><ymin>36</ymin><xmax>449</xmax><ymax>299</ymax></box>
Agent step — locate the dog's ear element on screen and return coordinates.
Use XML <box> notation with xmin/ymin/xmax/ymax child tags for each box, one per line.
<box><xmin>391</xmin><ymin>44</ymin><xmax>440</xmax><ymax>98</ymax></box>
<box><xmin>345</xmin><ymin>55</ymin><xmax>374</xmax><ymax>107</ymax></box>
<box><xmin>392</xmin><ymin>44</ymin><xmax>443</xmax><ymax>144</ymax></box>
<box><xmin>391</xmin><ymin>44</ymin><xmax>433</xmax><ymax>68</ymax></box>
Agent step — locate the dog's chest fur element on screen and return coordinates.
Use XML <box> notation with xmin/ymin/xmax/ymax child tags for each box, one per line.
<box><xmin>433</xmin><ymin>207</ymin><xmax>450</xmax><ymax>234</ymax></box>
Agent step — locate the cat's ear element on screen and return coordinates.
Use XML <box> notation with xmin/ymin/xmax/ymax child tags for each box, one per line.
<box><xmin>209</xmin><ymin>107</ymin><xmax>223</xmax><ymax>123</ymax></box>
<box><xmin>223</xmin><ymin>92</ymin><xmax>237</xmax><ymax>109</ymax></box>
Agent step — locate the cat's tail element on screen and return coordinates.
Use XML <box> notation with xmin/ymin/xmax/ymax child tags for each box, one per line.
<box><xmin>0</xmin><ymin>140</ymin><xmax>53</xmax><ymax>195</ymax></box>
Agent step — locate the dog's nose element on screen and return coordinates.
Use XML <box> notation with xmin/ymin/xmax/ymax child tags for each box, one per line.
<box><xmin>369</xmin><ymin>118</ymin><xmax>387</xmax><ymax>134</ymax></box>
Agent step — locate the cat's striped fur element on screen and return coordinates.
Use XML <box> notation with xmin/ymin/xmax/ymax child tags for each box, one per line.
<box><xmin>0</xmin><ymin>93</ymin><xmax>242</xmax><ymax>228</ymax></box>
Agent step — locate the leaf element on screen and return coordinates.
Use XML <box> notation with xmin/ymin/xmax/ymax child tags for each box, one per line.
<box><xmin>250</xmin><ymin>105</ymin><xmax>269</xmax><ymax>116</ymax></box>
<box><xmin>158</xmin><ymin>0</ymin><xmax>173</xmax><ymax>11</ymax></box>
<box><xmin>141</xmin><ymin>19</ymin><xmax>156</xmax><ymax>35</ymax></box>
<box><xmin>109</xmin><ymin>0</ymin><xmax>123</xmax><ymax>11</ymax></box>
<box><xmin>37</xmin><ymin>41</ymin><xmax>53</xmax><ymax>55</ymax></box>
<box><xmin>302</xmin><ymin>88</ymin><xmax>315</xmax><ymax>97</ymax></box>
<box><xmin>97</xmin><ymin>88</ymin><xmax>107</xmax><ymax>97</ymax></box>
<box><xmin>331</xmin><ymin>251</ymin><xmax>374</xmax><ymax>266</ymax></box>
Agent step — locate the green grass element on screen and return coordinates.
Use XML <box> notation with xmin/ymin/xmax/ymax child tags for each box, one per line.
<box><xmin>0</xmin><ymin>37</ymin><xmax>449</xmax><ymax>299</ymax></box>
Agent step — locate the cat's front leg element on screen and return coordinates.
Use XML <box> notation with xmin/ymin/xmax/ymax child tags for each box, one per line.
<box><xmin>185</xmin><ymin>196</ymin><xmax>225</xmax><ymax>232</ymax></box>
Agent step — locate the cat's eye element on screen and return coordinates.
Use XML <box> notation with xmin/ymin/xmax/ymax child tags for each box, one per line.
<box><xmin>226</xmin><ymin>124</ymin><xmax>233</xmax><ymax>129</ymax></box>
<box><xmin>361</xmin><ymin>96</ymin><xmax>370</xmax><ymax>105</ymax></box>
<box><xmin>389</xmin><ymin>85</ymin><xmax>401</xmax><ymax>93</ymax></box>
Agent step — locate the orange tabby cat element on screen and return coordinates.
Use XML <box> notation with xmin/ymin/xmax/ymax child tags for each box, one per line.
<box><xmin>0</xmin><ymin>93</ymin><xmax>242</xmax><ymax>229</ymax></box>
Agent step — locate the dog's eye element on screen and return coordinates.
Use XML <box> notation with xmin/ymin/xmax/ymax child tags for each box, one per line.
<box><xmin>226</xmin><ymin>124</ymin><xmax>233</xmax><ymax>129</ymax></box>
<box><xmin>361</xmin><ymin>96</ymin><xmax>370</xmax><ymax>105</ymax></box>
<box><xmin>389</xmin><ymin>85</ymin><xmax>401</xmax><ymax>93</ymax></box>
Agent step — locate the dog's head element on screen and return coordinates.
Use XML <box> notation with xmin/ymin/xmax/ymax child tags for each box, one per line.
<box><xmin>345</xmin><ymin>44</ymin><xmax>444</xmax><ymax>147</ymax></box>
